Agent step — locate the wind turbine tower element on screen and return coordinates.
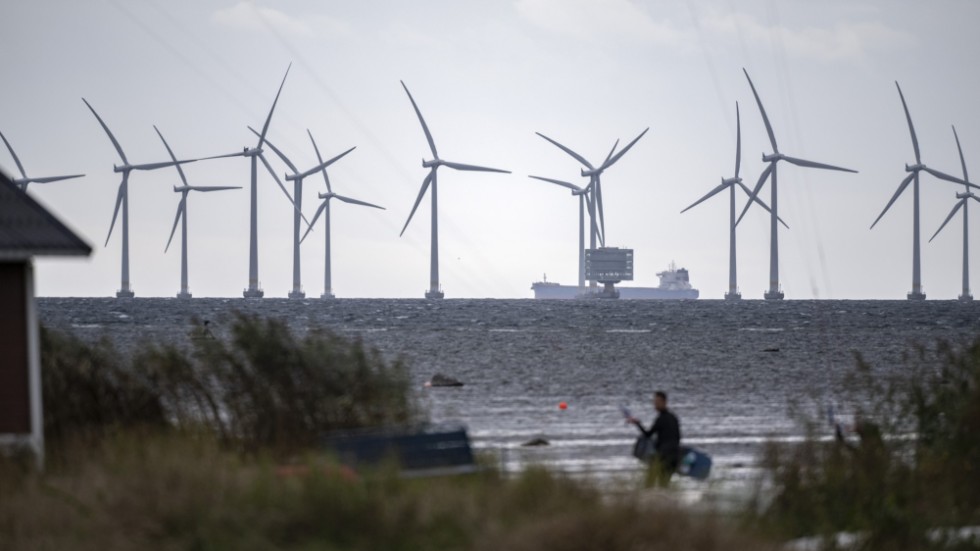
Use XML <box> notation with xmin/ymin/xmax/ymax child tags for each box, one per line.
<box><xmin>528</xmin><ymin>175</ymin><xmax>594</xmax><ymax>291</ymax></box>
<box><xmin>736</xmin><ymin>69</ymin><xmax>858</xmax><ymax>300</ymax></box>
<box><xmin>929</xmin><ymin>126</ymin><xmax>979</xmax><ymax>302</ymax></box>
<box><xmin>251</xmin><ymin>128</ymin><xmax>353</xmax><ymax>299</ymax></box>
<box><xmin>83</xmin><ymin>98</ymin><xmax>197</xmax><ymax>298</ymax></box>
<box><xmin>682</xmin><ymin>103</ymin><xmax>784</xmax><ymax>300</ymax></box>
<box><xmin>870</xmin><ymin>82</ymin><xmax>976</xmax><ymax>300</ymax></box>
<box><xmin>155</xmin><ymin>126</ymin><xmax>240</xmax><ymax>299</ymax></box>
<box><xmin>399</xmin><ymin>81</ymin><xmax>510</xmax><ymax>299</ymax></box>
<box><xmin>302</xmin><ymin>130</ymin><xmax>385</xmax><ymax>299</ymax></box>
<box><xmin>0</xmin><ymin>130</ymin><xmax>84</xmax><ymax>191</ymax></box>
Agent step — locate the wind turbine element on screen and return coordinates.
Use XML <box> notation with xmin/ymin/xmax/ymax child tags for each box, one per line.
<box><xmin>250</xmin><ymin>127</ymin><xmax>355</xmax><ymax>299</ymax></box>
<box><xmin>154</xmin><ymin>126</ymin><xmax>240</xmax><ymax>299</ymax></box>
<box><xmin>300</xmin><ymin>130</ymin><xmax>385</xmax><ymax>299</ymax></box>
<box><xmin>682</xmin><ymin>102</ymin><xmax>785</xmax><ymax>300</ymax></box>
<box><xmin>535</xmin><ymin>130</ymin><xmax>648</xmax><ymax>250</ymax></box>
<box><xmin>527</xmin><ymin>175</ymin><xmax>594</xmax><ymax>291</ymax></box>
<box><xmin>399</xmin><ymin>81</ymin><xmax>510</xmax><ymax>299</ymax></box>
<box><xmin>929</xmin><ymin>126</ymin><xmax>979</xmax><ymax>302</ymax></box>
<box><xmin>870</xmin><ymin>82</ymin><xmax>978</xmax><ymax>300</ymax></box>
<box><xmin>203</xmin><ymin>65</ymin><xmax>301</xmax><ymax>298</ymax></box>
<box><xmin>735</xmin><ymin>68</ymin><xmax>858</xmax><ymax>300</ymax></box>
<box><xmin>82</xmin><ymin>98</ymin><xmax>198</xmax><ymax>298</ymax></box>
<box><xmin>0</xmin><ymin>130</ymin><xmax>84</xmax><ymax>191</ymax></box>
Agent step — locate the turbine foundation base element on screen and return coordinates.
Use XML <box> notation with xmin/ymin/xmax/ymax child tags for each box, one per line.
<box><xmin>177</xmin><ymin>292</ymin><xmax>192</xmax><ymax>300</ymax></box>
<box><xmin>288</xmin><ymin>290</ymin><xmax>306</xmax><ymax>299</ymax></box>
<box><xmin>243</xmin><ymin>288</ymin><xmax>264</xmax><ymax>299</ymax></box>
<box><xmin>907</xmin><ymin>291</ymin><xmax>926</xmax><ymax>301</ymax></box>
<box><xmin>959</xmin><ymin>293</ymin><xmax>973</xmax><ymax>302</ymax></box>
<box><xmin>724</xmin><ymin>292</ymin><xmax>742</xmax><ymax>300</ymax></box>
<box><xmin>764</xmin><ymin>290</ymin><xmax>784</xmax><ymax>300</ymax></box>
<box><xmin>425</xmin><ymin>290</ymin><xmax>445</xmax><ymax>299</ymax></box>
<box><xmin>116</xmin><ymin>289</ymin><xmax>135</xmax><ymax>299</ymax></box>
<box><xmin>320</xmin><ymin>292</ymin><xmax>335</xmax><ymax>299</ymax></box>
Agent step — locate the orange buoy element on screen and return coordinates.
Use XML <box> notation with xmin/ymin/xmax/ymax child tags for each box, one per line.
<box><xmin>558</xmin><ymin>401</ymin><xmax>568</xmax><ymax>410</ymax></box>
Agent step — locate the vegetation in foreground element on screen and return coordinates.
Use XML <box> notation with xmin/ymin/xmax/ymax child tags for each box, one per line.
<box><xmin>0</xmin><ymin>432</ymin><xmax>771</xmax><ymax>551</ymax></box>
<box><xmin>747</xmin><ymin>336</ymin><xmax>980</xmax><ymax>550</ymax></box>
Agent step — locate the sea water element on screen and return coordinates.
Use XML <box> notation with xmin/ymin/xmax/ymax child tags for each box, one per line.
<box><xmin>38</xmin><ymin>298</ymin><xmax>980</xmax><ymax>501</ymax></box>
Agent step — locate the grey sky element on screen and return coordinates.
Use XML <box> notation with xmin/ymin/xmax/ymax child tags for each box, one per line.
<box><xmin>4</xmin><ymin>0</ymin><xmax>980</xmax><ymax>299</ymax></box>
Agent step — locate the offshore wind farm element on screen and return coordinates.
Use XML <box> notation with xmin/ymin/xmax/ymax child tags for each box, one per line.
<box><xmin>5</xmin><ymin>2</ymin><xmax>980</xmax><ymax>302</ymax></box>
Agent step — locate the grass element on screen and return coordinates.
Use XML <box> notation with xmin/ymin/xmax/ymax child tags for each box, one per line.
<box><xmin>746</xmin><ymin>335</ymin><xmax>980</xmax><ymax>550</ymax></box>
<box><xmin>0</xmin><ymin>431</ymin><xmax>773</xmax><ymax>551</ymax></box>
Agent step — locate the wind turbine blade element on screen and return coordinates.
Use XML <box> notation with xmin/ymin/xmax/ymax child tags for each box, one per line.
<box><xmin>249</xmin><ymin>126</ymin><xmax>297</xmax><ymax>173</ymax></box>
<box><xmin>153</xmin><ymin>125</ymin><xmax>189</xmax><ymax>187</ymax></box>
<box><xmin>734</xmin><ymin>102</ymin><xmax>741</xmax><ymax>178</ymax></box>
<box><xmin>259</xmin><ymin>152</ymin><xmax>311</xmax><ymax>227</ymax></box>
<box><xmin>953</xmin><ymin>125</ymin><xmax>969</xmax><ymax>182</ymax></box>
<box><xmin>257</xmin><ymin>64</ymin><xmax>291</xmax><ymax>148</ymax></box>
<box><xmin>400</xmin><ymin>81</ymin><xmax>438</xmax><ymax>158</ymax></box>
<box><xmin>201</xmin><ymin>151</ymin><xmax>248</xmax><ymax>160</ymax></box>
<box><xmin>535</xmin><ymin>132</ymin><xmax>593</xmax><ymax>170</ymax></box>
<box><xmin>0</xmin><ymin>130</ymin><xmax>27</xmax><ymax>178</ymax></box>
<box><xmin>334</xmin><ymin>194</ymin><xmax>385</xmax><ymax>209</ymax></box>
<box><xmin>601</xmin><ymin>127</ymin><xmax>649</xmax><ymax>170</ymax></box>
<box><xmin>441</xmin><ymin>160</ymin><xmax>510</xmax><ymax>173</ymax></box>
<box><xmin>528</xmin><ymin>175</ymin><xmax>582</xmax><ymax>193</ymax></box>
<box><xmin>735</xmin><ymin>163</ymin><xmax>773</xmax><ymax>226</ymax></box>
<box><xmin>400</xmin><ymin>170</ymin><xmax>434</xmax><ymax>237</ymax></box>
<box><xmin>922</xmin><ymin>166</ymin><xmax>972</xmax><ymax>188</ymax></box>
<box><xmin>780</xmin><ymin>155</ymin><xmax>857</xmax><ymax>173</ymax></box>
<box><xmin>736</xmin><ymin>181</ymin><xmax>788</xmax><ymax>229</ymax></box>
<box><xmin>603</xmin><ymin>139</ymin><xmax>620</xmax><ymax>167</ymax></box>
<box><xmin>299</xmin><ymin>146</ymin><xmax>356</xmax><ymax>179</ymax></box>
<box><xmin>929</xmin><ymin>200</ymin><xmax>965</xmax><ymax>242</ymax></box>
<box><xmin>681</xmin><ymin>182</ymin><xmax>729</xmax><ymax>214</ymax></box>
<box><xmin>82</xmin><ymin>98</ymin><xmax>128</xmax><ymax>164</ymax></box>
<box><xmin>301</xmin><ymin>202</ymin><xmax>326</xmax><ymax>243</ymax></box>
<box><xmin>105</xmin><ymin>177</ymin><xmax>126</xmax><ymax>246</ymax></box>
<box><xmin>27</xmin><ymin>174</ymin><xmax>85</xmax><ymax>184</ymax></box>
<box><xmin>871</xmin><ymin>172</ymin><xmax>915</xmax><ymax>229</ymax></box>
<box><xmin>895</xmin><ymin>82</ymin><xmax>920</xmax><ymax>164</ymax></box>
<box><xmin>307</xmin><ymin>129</ymin><xmax>332</xmax><ymax>193</ymax></box>
<box><xmin>165</xmin><ymin>196</ymin><xmax>186</xmax><ymax>253</ymax></box>
<box><xmin>188</xmin><ymin>186</ymin><xmax>241</xmax><ymax>192</ymax></box>
<box><xmin>130</xmin><ymin>159</ymin><xmax>198</xmax><ymax>171</ymax></box>
<box><xmin>742</xmin><ymin>69</ymin><xmax>778</xmax><ymax>153</ymax></box>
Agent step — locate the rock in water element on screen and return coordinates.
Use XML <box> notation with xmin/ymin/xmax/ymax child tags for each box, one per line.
<box><xmin>522</xmin><ymin>438</ymin><xmax>549</xmax><ymax>447</ymax></box>
<box><xmin>429</xmin><ymin>373</ymin><xmax>464</xmax><ymax>387</ymax></box>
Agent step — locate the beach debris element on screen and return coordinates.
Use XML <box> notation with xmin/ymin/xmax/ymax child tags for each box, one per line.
<box><xmin>427</xmin><ymin>373</ymin><xmax>464</xmax><ymax>387</ymax></box>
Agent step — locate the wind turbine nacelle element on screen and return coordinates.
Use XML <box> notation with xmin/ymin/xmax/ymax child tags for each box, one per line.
<box><xmin>113</xmin><ymin>164</ymin><xmax>127</xmax><ymax>173</ymax></box>
<box><xmin>581</xmin><ymin>167</ymin><xmax>600</xmax><ymax>177</ymax></box>
<box><xmin>422</xmin><ymin>158</ymin><xmax>440</xmax><ymax>168</ymax></box>
<box><xmin>722</xmin><ymin>177</ymin><xmax>742</xmax><ymax>185</ymax></box>
<box><xmin>173</xmin><ymin>185</ymin><xmax>190</xmax><ymax>192</ymax></box>
<box><xmin>957</xmin><ymin>191</ymin><xmax>975</xmax><ymax>200</ymax></box>
<box><xmin>762</xmin><ymin>153</ymin><xmax>781</xmax><ymax>163</ymax></box>
<box><xmin>285</xmin><ymin>173</ymin><xmax>298</xmax><ymax>182</ymax></box>
<box><xmin>318</xmin><ymin>192</ymin><xmax>334</xmax><ymax>200</ymax></box>
<box><xmin>906</xmin><ymin>163</ymin><xmax>924</xmax><ymax>172</ymax></box>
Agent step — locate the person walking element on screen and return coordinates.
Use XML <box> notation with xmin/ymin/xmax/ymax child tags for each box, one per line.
<box><xmin>628</xmin><ymin>391</ymin><xmax>681</xmax><ymax>486</ymax></box>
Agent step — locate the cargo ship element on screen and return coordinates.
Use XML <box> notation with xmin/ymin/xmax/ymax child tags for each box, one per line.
<box><xmin>531</xmin><ymin>263</ymin><xmax>699</xmax><ymax>300</ymax></box>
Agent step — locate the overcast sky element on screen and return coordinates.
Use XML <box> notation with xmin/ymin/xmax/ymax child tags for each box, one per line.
<box><xmin>5</xmin><ymin>0</ymin><xmax>980</xmax><ymax>299</ymax></box>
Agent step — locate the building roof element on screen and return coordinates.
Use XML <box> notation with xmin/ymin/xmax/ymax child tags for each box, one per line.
<box><xmin>0</xmin><ymin>170</ymin><xmax>91</xmax><ymax>259</ymax></box>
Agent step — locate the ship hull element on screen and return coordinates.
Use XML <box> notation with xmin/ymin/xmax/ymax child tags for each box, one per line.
<box><xmin>531</xmin><ymin>283</ymin><xmax>698</xmax><ymax>300</ymax></box>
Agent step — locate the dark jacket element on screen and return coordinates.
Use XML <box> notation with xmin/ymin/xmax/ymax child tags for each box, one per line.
<box><xmin>636</xmin><ymin>409</ymin><xmax>681</xmax><ymax>459</ymax></box>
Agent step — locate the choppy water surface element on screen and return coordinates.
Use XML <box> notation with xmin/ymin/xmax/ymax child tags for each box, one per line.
<box><xmin>38</xmin><ymin>298</ymin><xmax>980</xmax><ymax>500</ymax></box>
